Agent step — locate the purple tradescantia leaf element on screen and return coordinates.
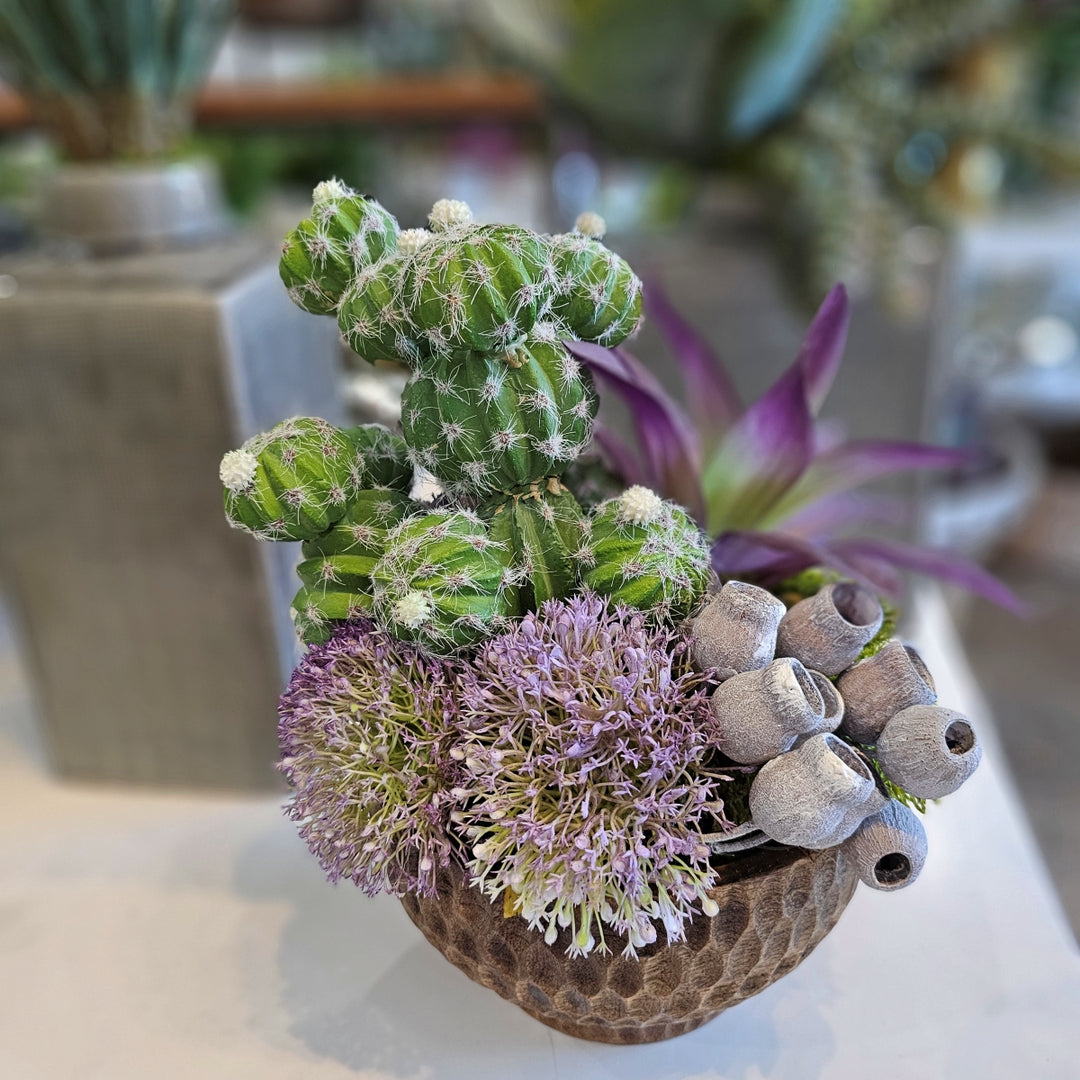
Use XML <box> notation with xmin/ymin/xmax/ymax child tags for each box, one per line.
<box><xmin>644</xmin><ymin>281</ymin><xmax>742</xmax><ymax>448</ymax></box>
<box><xmin>778</xmin><ymin>490</ymin><xmax>907</xmax><ymax>538</ymax></box>
<box><xmin>702</xmin><ymin>364</ymin><xmax>814</xmax><ymax>533</ymax></box>
<box><xmin>813</xmin><ymin>417</ymin><xmax>848</xmax><ymax>454</ymax></box>
<box><xmin>568</xmin><ymin>341</ymin><xmax>705</xmax><ymax>521</ymax></box>
<box><xmin>797</xmin><ymin>283</ymin><xmax>850</xmax><ymax>415</ymax></box>
<box><xmin>829</xmin><ymin>537</ymin><xmax>1028</xmax><ymax>614</ymax></box>
<box><xmin>762</xmin><ymin>439</ymin><xmax>971</xmax><ymax>527</ymax></box>
<box><xmin>712</xmin><ymin>529</ymin><xmax>879</xmax><ymax>591</ymax></box>
<box><xmin>820</xmin><ymin>545</ymin><xmax>906</xmax><ymax>598</ymax></box>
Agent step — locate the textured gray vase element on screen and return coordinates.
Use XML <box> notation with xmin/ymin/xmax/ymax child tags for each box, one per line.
<box><xmin>0</xmin><ymin>166</ymin><xmax>342</xmax><ymax>787</ymax></box>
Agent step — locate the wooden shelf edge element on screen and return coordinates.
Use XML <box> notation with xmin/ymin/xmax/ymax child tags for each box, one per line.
<box><xmin>0</xmin><ymin>74</ymin><xmax>544</xmax><ymax>132</ymax></box>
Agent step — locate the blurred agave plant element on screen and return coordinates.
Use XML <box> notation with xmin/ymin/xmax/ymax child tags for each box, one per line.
<box><xmin>0</xmin><ymin>0</ymin><xmax>234</xmax><ymax>160</ymax></box>
<box><xmin>567</xmin><ymin>284</ymin><xmax>1022</xmax><ymax>610</ymax></box>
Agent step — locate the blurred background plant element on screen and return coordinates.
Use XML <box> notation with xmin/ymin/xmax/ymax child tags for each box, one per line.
<box><xmin>570</xmin><ymin>283</ymin><xmax>1022</xmax><ymax>610</ymax></box>
<box><xmin>472</xmin><ymin>0</ymin><xmax>1080</xmax><ymax>310</ymax></box>
<box><xmin>0</xmin><ymin>0</ymin><xmax>234</xmax><ymax>160</ymax></box>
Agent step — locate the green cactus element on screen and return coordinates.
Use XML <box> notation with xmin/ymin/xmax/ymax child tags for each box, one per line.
<box><xmin>404</xmin><ymin>223</ymin><xmax>555</xmax><ymax>358</ymax></box>
<box><xmin>400</xmin><ymin>336</ymin><xmax>597</xmax><ymax>496</ymax></box>
<box><xmin>337</xmin><ymin>256</ymin><xmax>422</xmax><ymax>366</ymax></box>
<box><xmin>371</xmin><ymin>510</ymin><xmax>518</xmax><ymax>652</ymax></box>
<box><xmin>291</xmin><ymin>584</ymin><xmax>366</xmax><ymax>647</ymax></box>
<box><xmin>279</xmin><ymin>181</ymin><xmax>399</xmax><ymax>316</ymax></box>
<box><xmin>487</xmin><ymin>481</ymin><xmax>587</xmax><ymax>607</ymax></box>
<box><xmin>578</xmin><ymin>486</ymin><xmax>711</xmax><ymax>619</ymax></box>
<box><xmin>292</xmin><ymin>488</ymin><xmax>415</xmax><ymax>644</ymax></box>
<box><xmin>343</xmin><ymin>423</ymin><xmax>413</xmax><ymax>493</ymax></box>
<box><xmin>220</xmin><ymin>417</ymin><xmax>359</xmax><ymax>541</ymax></box>
<box><xmin>549</xmin><ymin>214</ymin><xmax>643</xmax><ymax>347</ymax></box>
<box><xmin>226</xmin><ymin>188</ymin><xmax>700</xmax><ymax>651</ymax></box>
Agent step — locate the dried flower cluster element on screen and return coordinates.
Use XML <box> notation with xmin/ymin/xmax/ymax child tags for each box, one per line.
<box><xmin>452</xmin><ymin>594</ymin><xmax>724</xmax><ymax>956</ymax></box>
<box><xmin>278</xmin><ymin>621</ymin><xmax>463</xmax><ymax>897</ymax></box>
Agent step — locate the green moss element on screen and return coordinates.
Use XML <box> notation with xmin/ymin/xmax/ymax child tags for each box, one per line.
<box><xmin>868</xmin><ymin>755</ymin><xmax>927</xmax><ymax>815</ymax></box>
<box><xmin>718</xmin><ymin>768</ymin><xmax>754</xmax><ymax>826</ymax></box>
<box><xmin>856</xmin><ymin>598</ymin><xmax>898</xmax><ymax>661</ymax></box>
<box><xmin>774</xmin><ymin>567</ymin><xmax>841</xmax><ymax>607</ymax></box>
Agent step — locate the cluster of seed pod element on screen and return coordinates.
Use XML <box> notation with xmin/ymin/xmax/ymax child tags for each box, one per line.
<box><xmin>689</xmin><ymin>579</ymin><xmax>983</xmax><ymax>892</ymax></box>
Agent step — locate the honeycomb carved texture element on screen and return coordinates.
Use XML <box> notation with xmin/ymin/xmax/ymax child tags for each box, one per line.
<box><xmin>400</xmin><ymin>846</ymin><xmax>858</xmax><ymax>1044</ymax></box>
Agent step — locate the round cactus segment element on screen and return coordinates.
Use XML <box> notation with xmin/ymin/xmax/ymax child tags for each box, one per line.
<box><xmin>578</xmin><ymin>494</ymin><xmax>711</xmax><ymax>619</ymax></box>
<box><xmin>222</xmin><ymin>417</ymin><xmax>357</xmax><ymax>541</ymax></box>
<box><xmin>371</xmin><ymin>510</ymin><xmax>517</xmax><ymax>651</ymax></box>
<box><xmin>487</xmin><ymin>484</ymin><xmax>587</xmax><ymax>608</ymax></box>
<box><xmin>291</xmin><ymin>583</ymin><xmax>371</xmax><ymax>646</ymax></box>
<box><xmin>404</xmin><ymin>224</ymin><xmax>554</xmax><ymax>357</ymax></box>
<box><xmin>549</xmin><ymin>231</ymin><xmax>642</xmax><ymax>347</ymax></box>
<box><xmin>279</xmin><ymin>193</ymin><xmax>399</xmax><ymax>316</ymax></box>
<box><xmin>400</xmin><ymin>339</ymin><xmax>597</xmax><ymax>496</ymax></box>
<box><xmin>337</xmin><ymin>257</ymin><xmax>422</xmax><ymax>365</ymax></box>
<box><xmin>343</xmin><ymin>424</ymin><xmax>413</xmax><ymax>492</ymax></box>
<box><xmin>301</xmin><ymin>488</ymin><xmax>414</xmax><ymax>561</ymax></box>
<box><xmin>292</xmin><ymin>489</ymin><xmax>414</xmax><ymax>644</ymax></box>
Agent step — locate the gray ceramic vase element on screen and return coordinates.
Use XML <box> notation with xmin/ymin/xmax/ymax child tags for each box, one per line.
<box><xmin>837</xmin><ymin>639</ymin><xmax>937</xmax><ymax>744</ymax></box>
<box><xmin>776</xmin><ymin>582</ymin><xmax>884</xmax><ymax>676</ymax></box>
<box><xmin>709</xmin><ymin>657</ymin><xmax>832</xmax><ymax>764</ymax></box>
<box><xmin>748</xmin><ymin>733</ymin><xmax>879</xmax><ymax>849</ymax></box>
<box><xmin>875</xmin><ymin>705</ymin><xmax>982</xmax><ymax>799</ymax></box>
<box><xmin>689</xmin><ymin>580</ymin><xmax>787</xmax><ymax>675</ymax></box>
<box><xmin>842</xmin><ymin>799</ymin><xmax>928</xmax><ymax>891</ymax></box>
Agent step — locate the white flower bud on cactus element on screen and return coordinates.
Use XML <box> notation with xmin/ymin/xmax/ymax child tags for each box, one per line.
<box><xmin>574</xmin><ymin>211</ymin><xmax>606</xmax><ymax>239</ymax></box>
<box><xmin>313</xmin><ymin>178</ymin><xmax>352</xmax><ymax>204</ymax></box>
<box><xmin>428</xmin><ymin>198</ymin><xmax>473</xmax><ymax>231</ymax></box>
<box><xmin>398</xmin><ymin>227</ymin><xmax>434</xmax><ymax>255</ymax></box>
<box><xmin>219</xmin><ymin>448</ymin><xmax>258</xmax><ymax>493</ymax></box>
<box><xmin>618</xmin><ymin>484</ymin><xmax>663</xmax><ymax>525</ymax></box>
<box><xmin>392</xmin><ymin>590</ymin><xmax>435</xmax><ymax>628</ymax></box>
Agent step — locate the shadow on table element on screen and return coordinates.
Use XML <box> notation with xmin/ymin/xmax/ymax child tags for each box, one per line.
<box><xmin>235</xmin><ymin>822</ymin><xmax>839</xmax><ymax>1079</ymax></box>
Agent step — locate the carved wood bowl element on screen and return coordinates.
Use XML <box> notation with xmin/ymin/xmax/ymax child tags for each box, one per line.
<box><xmin>400</xmin><ymin>845</ymin><xmax>858</xmax><ymax>1044</ymax></box>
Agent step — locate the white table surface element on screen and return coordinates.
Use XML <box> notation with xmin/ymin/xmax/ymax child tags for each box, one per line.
<box><xmin>1</xmin><ymin>589</ymin><xmax>1078</xmax><ymax>1080</ymax></box>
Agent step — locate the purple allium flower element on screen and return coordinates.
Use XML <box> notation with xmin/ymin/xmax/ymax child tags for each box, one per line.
<box><xmin>454</xmin><ymin>594</ymin><xmax>726</xmax><ymax>957</ymax></box>
<box><xmin>278</xmin><ymin>620</ymin><xmax>463</xmax><ymax>897</ymax></box>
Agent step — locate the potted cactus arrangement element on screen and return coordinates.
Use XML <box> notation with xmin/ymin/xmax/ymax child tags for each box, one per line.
<box><xmin>220</xmin><ymin>183</ymin><xmax>985</xmax><ymax>1043</ymax></box>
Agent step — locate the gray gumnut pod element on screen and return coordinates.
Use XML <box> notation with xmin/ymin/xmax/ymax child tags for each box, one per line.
<box><xmin>809</xmin><ymin>670</ymin><xmax>845</xmax><ymax>734</ymax></box>
<box><xmin>776</xmin><ymin>582</ymin><xmax>884</xmax><ymax>676</ymax></box>
<box><xmin>709</xmin><ymin>657</ymin><xmax>831</xmax><ymax>765</ymax></box>
<box><xmin>690</xmin><ymin>580</ymin><xmax>786</xmax><ymax>674</ymax></box>
<box><xmin>875</xmin><ymin>704</ymin><xmax>982</xmax><ymax>799</ymax></box>
<box><xmin>837</xmin><ymin>639</ymin><xmax>937</xmax><ymax>744</ymax></box>
<box><xmin>748</xmin><ymin>733</ymin><xmax>879</xmax><ymax>849</ymax></box>
<box><xmin>842</xmin><ymin>799</ymin><xmax>928</xmax><ymax>891</ymax></box>
<box><xmin>830</xmin><ymin>766</ymin><xmax>889</xmax><ymax>848</ymax></box>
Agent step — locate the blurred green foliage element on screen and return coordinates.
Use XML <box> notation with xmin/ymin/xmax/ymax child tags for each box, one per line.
<box><xmin>192</xmin><ymin>128</ymin><xmax>377</xmax><ymax>216</ymax></box>
<box><xmin>479</xmin><ymin>0</ymin><xmax>1080</xmax><ymax>308</ymax></box>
